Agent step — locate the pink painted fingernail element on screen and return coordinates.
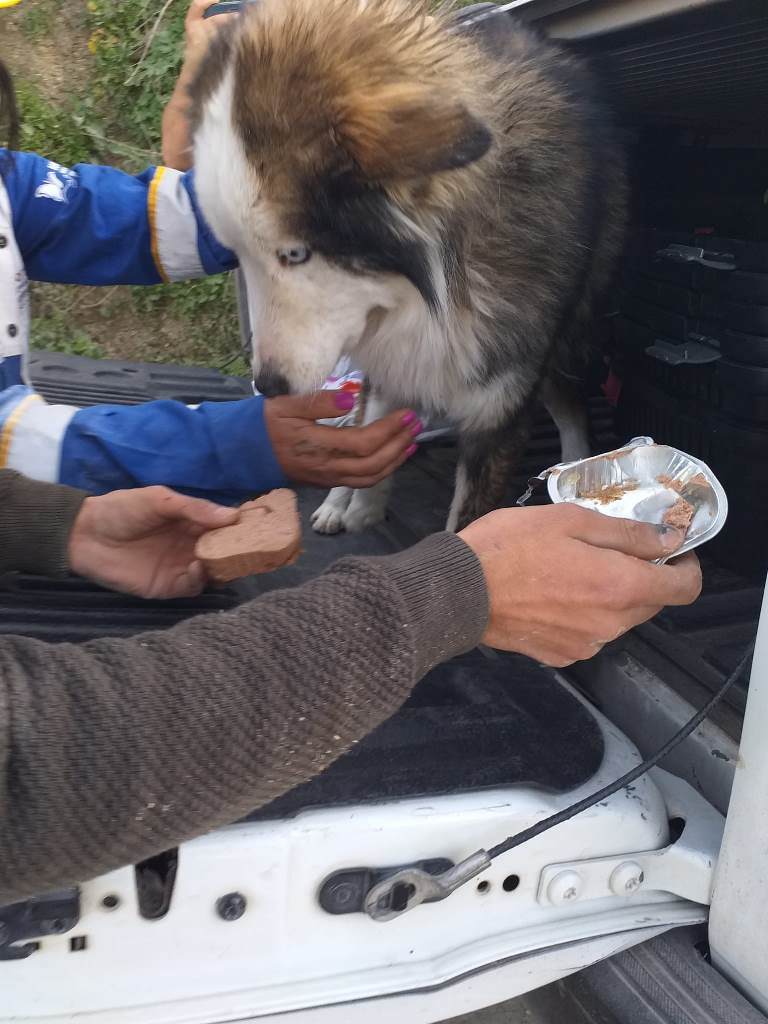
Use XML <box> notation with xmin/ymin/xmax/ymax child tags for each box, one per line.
<box><xmin>402</xmin><ymin>411</ymin><xmax>417</xmax><ymax>426</ymax></box>
<box><xmin>334</xmin><ymin>391</ymin><xmax>356</xmax><ymax>411</ymax></box>
<box><xmin>409</xmin><ymin>419</ymin><xmax>423</xmax><ymax>436</ymax></box>
<box><xmin>406</xmin><ymin>443</ymin><xmax>418</xmax><ymax>457</ymax></box>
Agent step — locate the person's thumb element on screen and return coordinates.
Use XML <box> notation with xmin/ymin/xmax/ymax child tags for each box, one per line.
<box><xmin>173</xmin><ymin>496</ymin><xmax>239</xmax><ymax>530</ymax></box>
<box><xmin>567</xmin><ymin>506</ymin><xmax>686</xmax><ymax>561</ymax></box>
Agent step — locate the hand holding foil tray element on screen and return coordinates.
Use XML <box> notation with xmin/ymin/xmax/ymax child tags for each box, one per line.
<box><xmin>519</xmin><ymin>437</ymin><xmax>728</xmax><ymax>563</ymax></box>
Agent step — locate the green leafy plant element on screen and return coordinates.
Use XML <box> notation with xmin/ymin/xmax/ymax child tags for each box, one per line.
<box><xmin>20</xmin><ymin>0</ymin><xmax>54</xmax><ymax>41</ymax></box>
<box><xmin>30</xmin><ymin>312</ymin><xmax>106</xmax><ymax>360</ymax></box>
<box><xmin>86</xmin><ymin>0</ymin><xmax>188</xmax><ymax>165</ymax></box>
<box><xmin>16</xmin><ymin>81</ymin><xmax>98</xmax><ymax>167</ymax></box>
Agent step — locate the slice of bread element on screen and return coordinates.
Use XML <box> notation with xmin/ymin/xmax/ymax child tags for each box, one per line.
<box><xmin>196</xmin><ymin>489</ymin><xmax>301</xmax><ymax>583</ymax></box>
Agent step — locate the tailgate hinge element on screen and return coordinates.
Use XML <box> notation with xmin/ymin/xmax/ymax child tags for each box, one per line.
<box><xmin>537</xmin><ymin>770</ymin><xmax>724</xmax><ymax>908</ymax></box>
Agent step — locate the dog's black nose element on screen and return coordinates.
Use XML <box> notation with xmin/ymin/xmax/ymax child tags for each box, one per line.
<box><xmin>254</xmin><ymin>370</ymin><xmax>291</xmax><ymax>398</ymax></box>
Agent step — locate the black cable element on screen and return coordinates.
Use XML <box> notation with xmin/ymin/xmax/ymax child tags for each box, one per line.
<box><xmin>487</xmin><ymin>640</ymin><xmax>755</xmax><ymax>861</ymax></box>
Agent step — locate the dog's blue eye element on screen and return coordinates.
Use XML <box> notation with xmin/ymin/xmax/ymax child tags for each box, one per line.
<box><xmin>277</xmin><ymin>245</ymin><xmax>311</xmax><ymax>267</ymax></box>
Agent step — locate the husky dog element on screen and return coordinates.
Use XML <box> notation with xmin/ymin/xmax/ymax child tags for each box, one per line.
<box><xmin>190</xmin><ymin>0</ymin><xmax>626</xmax><ymax>532</ymax></box>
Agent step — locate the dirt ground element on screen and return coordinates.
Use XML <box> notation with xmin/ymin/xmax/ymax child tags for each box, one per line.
<box><xmin>1</xmin><ymin>4</ymin><xmax>91</xmax><ymax>97</ymax></box>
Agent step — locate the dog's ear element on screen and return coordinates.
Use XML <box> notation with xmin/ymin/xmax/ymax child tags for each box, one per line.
<box><xmin>337</xmin><ymin>87</ymin><xmax>492</xmax><ymax>181</ymax></box>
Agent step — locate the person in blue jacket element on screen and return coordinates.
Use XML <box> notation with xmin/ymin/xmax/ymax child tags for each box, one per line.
<box><xmin>0</xmin><ymin>53</ymin><xmax>417</xmax><ymax>505</ymax></box>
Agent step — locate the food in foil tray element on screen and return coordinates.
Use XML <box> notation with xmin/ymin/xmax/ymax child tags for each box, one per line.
<box><xmin>541</xmin><ymin>437</ymin><xmax>727</xmax><ymax>561</ymax></box>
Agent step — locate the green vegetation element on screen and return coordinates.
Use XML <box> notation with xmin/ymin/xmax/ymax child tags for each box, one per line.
<box><xmin>15</xmin><ymin>79</ymin><xmax>96</xmax><ymax>167</ymax></box>
<box><xmin>8</xmin><ymin>0</ymin><xmax>241</xmax><ymax>369</ymax></box>
<box><xmin>87</xmin><ymin>0</ymin><xmax>189</xmax><ymax>163</ymax></box>
<box><xmin>19</xmin><ymin>0</ymin><xmax>54</xmax><ymax>42</ymax></box>
<box><xmin>30</xmin><ymin>312</ymin><xmax>106</xmax><ymax>360</ymax></box>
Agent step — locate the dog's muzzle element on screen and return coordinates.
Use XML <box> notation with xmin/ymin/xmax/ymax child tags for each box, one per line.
<box><xmin>254</xmin><ymin>369</ymin><xmax>291</xmax><ymax>398</ymax></box>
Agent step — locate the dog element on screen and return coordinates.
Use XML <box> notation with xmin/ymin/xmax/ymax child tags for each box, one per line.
<box><xmin>189</xmin><ymin>0</ymin><xmax>627</xmax><ymax>532</ymax></box>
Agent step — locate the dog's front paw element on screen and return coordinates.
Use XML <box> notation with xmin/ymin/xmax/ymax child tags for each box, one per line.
<box><xmin>311</xmin><ymin>502</ymin><xmax>347</xmax><ymax>534</ymax></box>
<box><xmin>311</xmin><ymin>487</ymin><xmax>353</xmax><ymax>535</ymax></box>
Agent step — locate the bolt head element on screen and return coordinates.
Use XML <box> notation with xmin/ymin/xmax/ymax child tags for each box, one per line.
<box><xmin>547</xmin><ymin>870</ymin><xmax>583</xmax><ymax>905</ymax></box>
<box><xmin>328</xmin><ymin>881</ymin><xmax>359</xmax><ymax>909</ymax></box>
<box><xmin>609</xmin><ymin>861</ymin><xmax>645</xmax><ymax>896</ymax></box>
<box><xmin>216</xmin><ymin>892</ymin><xmax>247</xmax><ymax>921</ymax></box>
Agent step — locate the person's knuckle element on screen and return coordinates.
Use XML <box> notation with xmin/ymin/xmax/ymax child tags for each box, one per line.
<box><xmin>679</xmin><ymin>558</ymin><xmax>703</xmax><ymax>602</ymax></box>
<box><xmin>361</xmin><ymin>433</ymin><xmax>382</xmax><ymax>456</ymax></box>
<box><xmin>626</xmin><ymin>518</ymin><xmax>659</xmax><ymax>554</ymax></box>
<box><xmin>599</xmin><ymin>572</ymin><xmax>634</xmax><ymax>609</ymax></box>
<box><xmin>554</xmin><ymin>503</ymin><xmax>584</xmax><ymax>527</ymax></box>
<box><xmin>342</xmin><ymin>430</ymin><xmax>363</xmax><ymax>455</ymax></box>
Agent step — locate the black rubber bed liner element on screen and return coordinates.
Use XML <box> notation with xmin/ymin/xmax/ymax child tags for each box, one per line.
<box><xmin>4</xmin><ymin>352</ymin><xmax>606</xmax><ymax>816</ymax></box>
<box><xmin>6</xmin><ymin>350</ymin><xmax>760</xmax><ymax>807</ymax></box>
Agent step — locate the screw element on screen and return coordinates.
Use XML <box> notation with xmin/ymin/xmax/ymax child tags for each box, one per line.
<box><xmin>216</xmin><ymin>892</ymin><xmax>247</xmax><ymax>921</ymax></box>
<box><xmin>101</xmin><ymin>894</ymin><xmax>120</xmax><ymax>911</ymax></box>
<box><xmin>547</xmin><ymin>870</ymin><xmax>583</xmax><ymax>905</ymax></box>
<box><xmin>609</xmin><ymin>861</ymin><xmax>645</xmax><ymax>896</ymax></box>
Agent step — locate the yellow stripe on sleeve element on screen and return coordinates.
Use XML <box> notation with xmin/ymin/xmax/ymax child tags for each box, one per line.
<box><xmin>148</xmin><ymin>166</ymin><xmax>170</xmax><ymax>283</ymax></box>
<box><xmin>0</xmin><ymin>393</ymin><xmax>43</xmax><ymax>468</ymax></box>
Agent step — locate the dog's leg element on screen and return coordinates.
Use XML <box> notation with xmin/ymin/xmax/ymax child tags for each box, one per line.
<box><xmin>311</xmin><ymin>392</ymin><xmax>394</xmax><ymax>535</ymax></box>
<box><xmin>340</xmin><ymin>391</ymin><xmax>396</xmax><ymax>533</ymax></box>
<box><xmin>447</xmin><ymin>402</ymin><xmax>535</xmax><ymax>532</ymax></box>
<box><xmin>311</xmin><ymin>486</ymin><xmax>354</xmax><ymax>535</ymax></box>
<box><xmin>342</xmin><ymin>475</ymin><xmax>395</xmax><ymax>534</ymax></box>
<box><xmin>540</xmin><ymin>374</ymin><xmax>591</xmax><ymax>465</ymax></box>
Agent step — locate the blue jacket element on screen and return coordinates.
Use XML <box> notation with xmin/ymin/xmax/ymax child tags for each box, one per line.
<box><xmin>0</xmin><ymin>150</ymin><xmax>286</xmax><ymax>502</ymax></box>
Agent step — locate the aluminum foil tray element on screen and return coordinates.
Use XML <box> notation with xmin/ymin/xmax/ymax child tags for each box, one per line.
<box><xmin>539</xmin><ymin>437</ymin><xmax>727</xmax><ymax>560</ymax></box>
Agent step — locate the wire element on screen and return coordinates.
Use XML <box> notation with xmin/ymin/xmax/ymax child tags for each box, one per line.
<box><xmin>486</xmin><ymin>640</ymin><xmax>756</xmax><ymax>861</ymax></box>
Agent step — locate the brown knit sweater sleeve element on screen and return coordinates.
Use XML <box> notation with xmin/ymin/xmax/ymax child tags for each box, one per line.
<box><xmin>0</xmin><ymin>531</ymin><xmax>487</xmax><ymax>904</ymax></box>
<box><xmin>0</xmin><ymin>469</ymin><xmax>87</xmax><ymax>577</ymax></box>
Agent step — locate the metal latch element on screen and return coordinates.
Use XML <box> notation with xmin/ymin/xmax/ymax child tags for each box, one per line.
<box><xmin>0</xmin><ymin>888</ymin><xmax>80</xmax><ymax>960</ymax></box>
<box><xmin>656</xmin><ymin>243</ymin><xmax>736</xmax><ymax>271</ymax></box>
<box><xmin>363</xmin><ymin>852</ymin><xmax>492</xmax><ymax>923</ymax></box>
<box><xmin>319</xmin><ymin>858</ymin><xmax>453</xmax><ymax>916</ymax></box>
<box><xmin>645</xmin><ymin>338</ymin><xmax>721</xmax><ymax>366</ymax></box>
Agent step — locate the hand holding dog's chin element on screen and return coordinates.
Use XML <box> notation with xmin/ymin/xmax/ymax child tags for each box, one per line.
<box><xmin>458</xmin><ymin>504</ymin><xmax>702</xmax><ymax>668</ymax></box>
<box><xmin>264</xmin><ymin>393</ymin><xmax>419</xmax><ymax>488</ymax></box>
